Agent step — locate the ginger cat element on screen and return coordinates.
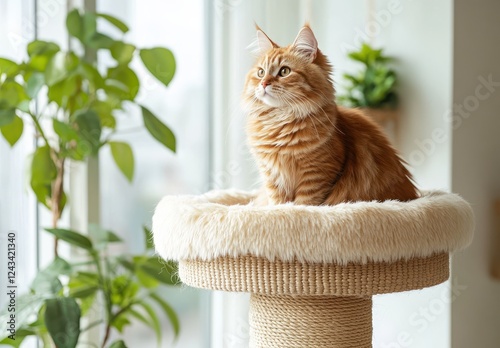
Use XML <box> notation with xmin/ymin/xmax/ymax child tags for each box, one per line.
<box><xmin>243</xmin><ymin>25</ymin><xmax>418</xmax><ymax>206</ymax></box>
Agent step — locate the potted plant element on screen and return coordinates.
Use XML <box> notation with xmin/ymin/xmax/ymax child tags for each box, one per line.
<box><xmin>338</xmin><ymin>43</ymin><xmax>398</xmax><ymax>125</ymax></box>
<box><xmin>0</xmin><ymin>9</ymin><xmax>179</xmax><ymax>348</ymax></box>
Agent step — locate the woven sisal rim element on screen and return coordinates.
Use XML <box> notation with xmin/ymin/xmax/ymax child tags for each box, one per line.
<box><xmin>153</xmin><ymin>189</ymin><xmax>474</xmax><ymax>264</ymax></box>
<box><xmin>179</xmin><ymin>253</ymin><xmax>449</xmax><ymax>296</ymax></box>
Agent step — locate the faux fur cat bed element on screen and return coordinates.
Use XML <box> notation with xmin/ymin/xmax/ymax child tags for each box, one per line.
<box><xmin>153</xmin><ymin>189</ymin><xmax>474</xmax><ymax>348</ymax></box>
<box><xmin>153</xmin><ymin>189</ymin><xmax>473</xmax><ymax>265</ymax></box>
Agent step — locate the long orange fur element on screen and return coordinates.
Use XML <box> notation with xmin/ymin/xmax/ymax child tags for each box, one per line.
<box><xmin>243</xmin><ymin>25</ymin><xmax>418</xmax><ymax>205</ymax></box>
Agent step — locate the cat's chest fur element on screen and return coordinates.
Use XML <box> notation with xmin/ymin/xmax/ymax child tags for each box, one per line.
<box><xmin>248</xmin><ymin>113</ymin><xmax>326</xmax><ymax>203</ymax></box>
<box><xmin>266</xmin><ymin>154</ymin><xmax>297</xmax><ymax>201</ymax></box>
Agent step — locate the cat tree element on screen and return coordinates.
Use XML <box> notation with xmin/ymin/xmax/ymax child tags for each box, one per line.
<box><xmin>153</xmin><ymin>190</ymin><xmax>474</xmax><ymax>347</ymax></box>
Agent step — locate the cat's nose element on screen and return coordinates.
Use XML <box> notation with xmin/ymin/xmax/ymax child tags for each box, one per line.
<box><xmin>261</xmin><ymin>80</ymin><xmax>270</xmax><ymax>88</ymax></box>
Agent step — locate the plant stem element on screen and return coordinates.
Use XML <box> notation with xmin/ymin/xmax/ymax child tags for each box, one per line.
<box><xmin>100</xmin><ymin>298</ymin><xmax>141</xmax><ymax>348</ymax></box>
<box><xmin>28</xmin><ymin>111</ymin><xmax>64</xmax><ymax>256</ymax></box>
<box><xmin>101</xmin><ymin>325</ymin><xmax>111</xmax><ymax>348</ymax></box>
<box><xmin>51</xmin><ymin>156</ymin><xmax>65</xmax><ymax>257</ymax></box>
<box><xmin>28</xmin><ymin>112</ymin><xmax>50</xmax><ymax>147</ymax></box>
<box><xmin>91</xmin><ymin>251</ymin><xmax>113</xmax><ymax>348</ymax></box>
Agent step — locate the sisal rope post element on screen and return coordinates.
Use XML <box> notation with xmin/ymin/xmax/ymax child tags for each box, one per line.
<box><xmin>249</xmin><ymin>294</ymin><xmax>372</xmax><ymax>348</ymax></box>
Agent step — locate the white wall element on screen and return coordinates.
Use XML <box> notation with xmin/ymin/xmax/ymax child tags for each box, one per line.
<box><xmin>451</xmin><ymin>1</ymin><xmax>500</xmax><ymax>347</ymax></box>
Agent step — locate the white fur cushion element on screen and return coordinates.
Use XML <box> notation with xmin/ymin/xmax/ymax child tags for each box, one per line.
<box><xmin>152</xmin><ymin>190</ymin><xmax>474</xmax><ymax>265</ymax></box>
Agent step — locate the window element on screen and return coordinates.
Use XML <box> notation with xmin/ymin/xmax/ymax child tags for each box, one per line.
<box><xmin>1</xmin><ymin>0</ymin><xmax>210</xmax><ymax>347</ymax></box>
<box><xmin>96</xmin><ymin>0</ymin><xmax>211</xmax><ymax>346</ymax></box>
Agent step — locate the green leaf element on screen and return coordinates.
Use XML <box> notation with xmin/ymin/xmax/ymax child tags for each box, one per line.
<box><xmin>68</xmin><ymin>272</ymin><xmax>99</xmax><ymax>298</ymax></box>
<box><xmin>45</xmin><ymin>52</ymin><xmax>79</xmax><ymax>86</ymax></box>
<box><xmin>69</xmin><ymin>284</ymin><xmax>99</xmax><ymax>298</ymax></box>
<box><xmin>31</xmin><ymin>258</ymin><xmax>71</xmax><ymax>296</ymax></box>
<box><xmin>117</xmin><ymin>257</ymin><xmax>135</xmax><ymax>272</ymax></box>
<box><xmin>141</xmin><ymin>106</ymin><xmax>176</xmax><ymax>152</ymax></box>
<box><xmin>74</xmin><ymin>109</ymin><xmax>102</xmax><ymax>155</ymax></box>
<box><xmin>138</xmin><ymin>257</ymin><xmax>180</xmax><ymax>285</ymax></box>
<box><xmin>0</xmin><ymin>58</ymin><xmax>19</xmax><ymax>77</ymax></box>
<box><xmin>87</xmin><ymin>33</ymin><xmax>115</xmax><ymax>49</ymax></box>
<box><xmin>45</xmin><ymin>228</ymin><xmax>93</xmax><ymax>250</ymax></box>
<box><xmin>28</xmin><ymin>55</ymin><xmax>52</xmax><ymax>72</ymax></box>
<box><xmin>143</xmin><ymin>226</ymin><xmax>154</xmax><ymax>250</ymax></box>
<box><xmin>150</xmin><ymin>293</ymin><xmax>180</xmax><ymax>339</ymax></box>
<box><xmin>79</xmin><ymin>292</ymin><xmax>96</xmax><ymax>316</ymax></box>
<box><xmin>53</xmin><ymin>119</ymin><xmax>91</xmax><ymax>161</ymax></box>
<box><xmin>53</xmin><ymin>119</ymin><xmax>79</xmax><ymax>142</ymax></box>
<box><xmin>17</xmin><ymin>100</ymin><xmax>30</xmax><ymax>113</ymax></box>
<box><xmin>70</xmin><ymin>271</ymin><xmax>99</xmax><ymax>284</ymax></box>
<box><xmin>109</xmin><ymin>340</ymin><xmax>128</xmax><ymax>348</ymax></box>
<box><xmin>1</xmin><ymin>115</ymin><xmax>23</xmax><ymax>146</ymax></box>
<box><xmin>136</xmin><ymin>268</ymin><xmax>160</xmax><ymax>288</ymax></box>
<box><xmin>140</xmin><ymin>47</ymin><xmax>176</xmax><ymax>87</ymax></box>
<box><xmin>128</xmin><ymin>308</ymin><xmax>150</xmax><ymax>326</ymax></box>
<box><xmin>66</xmin><ymin>9</ymin><xmax>83</xmax><ymax>40</ymax></box>
<box><xmin>110</xmin><ymin>41</ymin><xmax>136</xmax><ymax>64</ymax></box>
<box><xmin>30</xmin><ymin>145</ymin><xmax>57</xmax><ymax>208</ymax></box>
<box><xmin>91</xmin><ymin>100</ymin><xmax>116</xmax><ymax>129</ymax></box>
<box><xmin>31</xmin><ymin>269</ymin><xmax>63</xmax><ymax>296</ymax></box>
<box><xmin>109</xmin><ymin>141</ymin><xmax>134</xmax><ymax>182</ymax></box>
<box><xmin>110</xmin><ymin>275</ymin><xmax>139</xmax><ymax>306</ymax></box>
<box><xmin>0</xmin><ymin>79</ymin><xmax>29</xmax><ymax>109</ymax></box>
<box><xmin>44</xmin><ymin>298</ymin><xmax>80</xmax><ymax>348</ymax></box>
<box><xmin>107</xmin><ymin>66</ymin><xmax>139</xmax><ymax>100</ymax></box>
<box><xmin>80</xmin><ymin>62</ymin><xmax>105</xmax><ymax>89</ymax></box>
<box><xmin>0</xmin><ymin>109</ymin><xmax>16</xmax><ymax>127</ymax></box>
<box><xmin>137</xmin><ymin>301</ymin><xmax>161</xmax><ymax>344</ymax></box>
<box><xmin>45</xmin><ymin>257</ymin><xmax>73</xmax><ymax>276</ymax></box>
<box><xmin>66</xmin><ymin>11</ymin><xmax>102</xmax><ymax>48</ymax></box>
<box><xmin>28</xmin><ymin>40</ymin><xmax>60</xmax><ymax>57</ymax></box>
<box><xmin>82</xmin><ymin>12</ymin><xmax>98</xmax><ymax>43</ymax></box>
<box><xmin>26</xmin><ymin>72</ymin><xmax>45</xmax><ymax>98</ymax></box>
<box><xmin>103</xmin><ymin>79</ymin><xmax>129</xmax><ymax>95</ymax></box>
<box><xmin>47</xmin><ymin>74</ymin><xmax>79</xmax><ymax>107</ymax></box>
<box><xmin>88</xmin><ymin>224</ymin><xmax>122</xmax><ymax>249</ymax></box>
<box><xmin>111</xmin><ymin>314</ymin><xmax>131</xmax><ymax>333</ymax></box>
<box><xmin>97</xmin><ymin>13</ymin><xmax>129</xmax><ymax>33</ymax></box>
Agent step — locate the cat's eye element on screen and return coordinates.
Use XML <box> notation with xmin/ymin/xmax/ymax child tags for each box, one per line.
<box><xmin>257</xmin><ymin>68</ymin><xmax>265</xmax><ymax>78</ymax></box>
<box><xmin>279</xmin><ymin>66</ymin><xmax>291</xmax><ymax>77</ymax></box>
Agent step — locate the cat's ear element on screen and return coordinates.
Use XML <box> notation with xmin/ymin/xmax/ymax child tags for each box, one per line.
<box><xmin>292</xmin><ymin>25</ymin><xmax>318</xmax><ymax>62</ymax></box>
<box><xmin>251</xmin><ymin>24</ymin><xmax>278</xmax><ymax>56</ymax></box>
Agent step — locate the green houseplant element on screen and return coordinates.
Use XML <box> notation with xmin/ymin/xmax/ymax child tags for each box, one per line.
<box><xmin>338</xmin><ymin>43</ymin><xmax>398</xmax><ymax>124</ymax></box>
<box><xmin>0</xmin><ymin>9</ymin><xmax>179</xmax><ymax>348</ymax></box>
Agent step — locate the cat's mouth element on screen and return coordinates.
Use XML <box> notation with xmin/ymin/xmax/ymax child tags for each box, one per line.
<box><xmin>256</xmin><ymin>88</ymin><xmax>282</xmax><ymax>107</ymax></box>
